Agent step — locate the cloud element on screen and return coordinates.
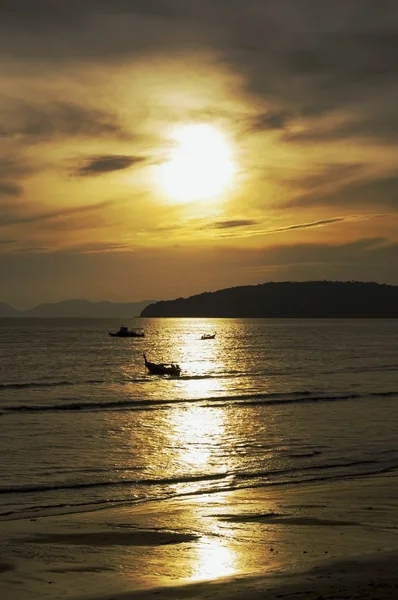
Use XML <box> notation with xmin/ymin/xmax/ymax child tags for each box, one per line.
<box><xmin>284</xmin><ymin>99</ymin><xmax>398</xmax><ymax>145</ymax></box>
<box><xmin>288</xmin><ymin>174</ymin><xmax>398</xmax><ymax>210</ymax></box>
<box><xmin>0</xmin><ymin>181</ymin><xmax>22</xmax><ymax>196</ymax></box>
<box><xmin>75</xmin><ymin>155</ymin><xmax>146</xmax><ymax>177</ymax></box>
<box><xmin>0</xmin><ymin>0</ymin><xmax>189</xmax><ymax>27</ymax></box>
<box><xmin>0</xmin><ymin>101</ymin><xmax>128</xmax><ymax>142</ymax></box>
<box><xmin>1</xmin><ymin>2</ymin><xmax>397</xmax><ymax>147</ymax></box>
<box><xmin>211</xmin><ymin>219</ymin><xmax>259</xmax><ymax>229</ymax></box>
<box><xmin>208</xmin><ymin>214</ymin><xmax>379</xmax><ymax>240</ymax></box>
<box><xmin>0</xmin><ymin>156</ymin><xmax>30</xmax><ymax>198</ymax></box>
<box><xmin>290</xmin><ymin>164</ymin><xmax>363</xmax><ymax>190</ymax></box>
<box><xmin>0</xmin><ymin>0</ymin><xmax>397</xmax><ymax>277</ymax></box>
<box><xmin>0</xmin><ymin>200</ymin><xmax>112</xmax><ymax>228</ymax></box>
<box><xmin>0</xmin><ymin>0</ymin><xmax>200</xmax><ymax>60</ymax></box>
<box><xmin>268</xmin><ymin>216</ymin><xmax>362</xmax><ymax>233</ymax></box>
<box><xmin>65</xmin><ymin>241</ymin><xmax>134</xmax><ymax>254</ymax></box>
<box><xmin>248</xmin><ymin>110</ymin><xmax>291</xmax><ymax>132</ymax></box>
<box><xmin>0</xmin><ymin>155</ymin><xmax>33</xmax><ymax>179</ymax></box>
<box><xmin>283</xmin><ymin>32</ymin><xmax>398</xmax><ymax>82</ymax></box>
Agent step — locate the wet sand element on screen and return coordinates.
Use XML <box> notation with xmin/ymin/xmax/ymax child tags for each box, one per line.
<box><xmin>92</xmin><ymin>553</ymin><xmax>398</xmax><ymax>600</ymax></box>
<box><xmin>1</xmin><ymin>472</ymin><xmax>398</xmax><ymax>600</ymax></box>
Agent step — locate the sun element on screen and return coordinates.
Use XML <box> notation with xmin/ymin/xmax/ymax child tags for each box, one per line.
<box><xmin>158</xmin><ymin>124</ymin><xmax>235</xmax><ymax>203</ymax></box>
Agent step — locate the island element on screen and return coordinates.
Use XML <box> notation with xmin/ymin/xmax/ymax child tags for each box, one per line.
<box><xmin>140</xmin><ymin>281</ymin><xmax>398</xmax><ymax>318</ymax></box>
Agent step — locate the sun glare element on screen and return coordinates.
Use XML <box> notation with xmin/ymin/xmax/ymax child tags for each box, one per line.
<box><xmin>159</xmin><ymin>124</ymin><xmax>235</xmax><ymax>203</ymax></box>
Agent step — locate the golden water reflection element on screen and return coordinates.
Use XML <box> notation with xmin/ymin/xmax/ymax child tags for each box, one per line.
<box><xmin>178</xmin><ymin>374</ymin><xmax>224</xmax><ymax>400</ymax></box>
<box><xmin>163</xmin><ymin>335</ymin><xmax>238</xmax><ymax>582</ymax></box>
<box><xmin>154</xmin><ymin>322</ymin><xmax>256</xmax><ymax>582</ymax></box>
<box><xmin>168</xmin><ymin>405</ymin><xmax>226</xmax><ymax>469</ymax></box>
<box><xmin>191</xmin><ymin>535</ymin><xmax>236</xmax><ymax>581</ymax></box>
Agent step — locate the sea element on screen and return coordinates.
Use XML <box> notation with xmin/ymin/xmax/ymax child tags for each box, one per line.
<box><xmin>1</xmin><ymin>318</ymin><xmax>398</xmax><ymax>522</ymax></box>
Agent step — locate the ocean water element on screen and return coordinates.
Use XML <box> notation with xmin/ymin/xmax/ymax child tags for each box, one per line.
<box><xmin>0</xmin><ymin>318</ymin><xmax>398</xmax><ymax>522</ymax></box>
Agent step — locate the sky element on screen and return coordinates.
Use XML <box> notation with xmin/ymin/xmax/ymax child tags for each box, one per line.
<box><xmin>1</xmin><ymin>0</ymin><xmax>398</xmax><ymax>307</ymax></box>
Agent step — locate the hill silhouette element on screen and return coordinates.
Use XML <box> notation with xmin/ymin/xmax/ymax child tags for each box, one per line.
<box><xmin>0</xmin><ymin>302</ymin><xmax>20</xmax><ymax>317</ymax></box>
<box><xmin>140</xmin><ymin>281</ymin><xmax>398</xmax><ymax>318</ymax></box>
<box><xmin>0</xmin><ymin>299</ymin><xmax>154</xmax><ymax>318</ymax></box>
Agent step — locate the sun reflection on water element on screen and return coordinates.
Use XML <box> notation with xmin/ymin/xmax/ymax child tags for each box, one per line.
<box><xmin>191</xmin><ymin>535</ymin><xmax>236</xmax><ymax>581</ymax></box>
<box><xmin>161</xmin><ymin>327</ymin><xmax>238</xmax><ymax>581</ymax></box>
<box><xmin>169</xmin><ymin>405</ymin><xmax>226</xmax><ymax>468</ymax></box>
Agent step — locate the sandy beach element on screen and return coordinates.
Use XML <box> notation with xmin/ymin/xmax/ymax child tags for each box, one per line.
<box><xmin>1</xmin><ymin>471</ymin><xmax>398</xmax><ymax>600</ymax></box>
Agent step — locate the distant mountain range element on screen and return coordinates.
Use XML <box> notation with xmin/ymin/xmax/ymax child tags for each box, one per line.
<box><xmin>0</xmin><ymin>299</ymin><xmax>154</xmax><ymax>318</ymax></box>
<box><xmin>140</xmin><ymin>281</ymin><xmax>398</xmax><ymax>318</ymax></box>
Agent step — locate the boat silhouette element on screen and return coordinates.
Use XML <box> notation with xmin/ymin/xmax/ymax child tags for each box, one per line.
<box><xmin>143</xmin><ymin>353</ymin><xmax>181</xmax><ymax>376</ymax></box>
<box><xmin>109</xmin><ymin>325</ymin><xmax>145</xmax><ymax>338</ymax></box>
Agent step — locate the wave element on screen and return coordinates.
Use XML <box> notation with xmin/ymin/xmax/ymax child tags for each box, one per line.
<box><xmin>322</xmin><ymin>363</ymin><xmax>398</xmax><ymax>375</ymax></box>
<box><xmin>0</xmin><ymin>372</ymin><xmax>263</xmax><ymax>392</ymax></box>
<box><xmin>0</xmin><ymin>497</ymin><xmax>130</xmax><ymax>520</ymax></box>
<box><xmin>0</xmin><ymin>379</ymin><xmax>105</xmax><ymax>391</ymax></box>
<box><xmin>0</xmin><ymin>458</ymin><xmax>392</xmax><ymax>497</ymax></box>
<box><xmin>233</xmin><ymin>459</ymin><xmax>379</xmax><ymax>482</ymax></box>
<box><xmin>0</xmin><ymin>371</ymin><xmax>283</xmax><ymax>391</ymax></box>
<box><xmin>288</xmin><ymin>450</ymin><xmax>323</xmax><ymax>458</ymax></box>
<box><xmin>236</xmin><ymin>390</ymin><xmax>398</xmax><ymax>409</ymax></box>
<box><xmin>2</xmin><ymin>459</ymin><xmax>397</xmax><ymax>523</ymax></box>
<box><xmin>1</xmin><ymin>389</ymin><xmax>397</xmax><ymax>415</ymax></box>
<box><xmin>0</xmin><ymin>472</ymin><xmax>229</xmax><ymax>496</ymax></box>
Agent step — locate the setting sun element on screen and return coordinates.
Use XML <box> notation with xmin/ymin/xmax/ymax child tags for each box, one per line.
<box><xmin>158</xmin><ymin>124</ymin><xmax>235</xmax><ymax>203</ymax></box>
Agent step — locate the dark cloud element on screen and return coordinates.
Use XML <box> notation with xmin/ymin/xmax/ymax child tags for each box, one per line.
<box><xmin>75</xmin><ymin>155</ymin><xmax>145</xmax><ymax>177</ymax></box>
<box><xmin>0</xmin><ymin>0</ymin><xmax>398</xmax><ymax>237</ymax></box>
<box><xmin>0</xmin><ymin>101</ymin><xmax>128</xmax><ymax>142</ymax></box>
<box><xmin>214</xmin><ymin>215</ymin><xmax>376</xmax><ymax>240</ymax></box>
<box><xmin>248</xmin><ymin>110</ymin><xmax>291</xmax><ymax>132</ymax></box>
<box><xmin>0</xmin><ymin>156</ymin><xmax>30</xmax><ymax>198</ymax></box>
<box><xmin>211</xmin><ymin>219</ymin><xmax>259</xmax><ymax>229</ymax></box>
<box><xmin>218</xmin><ymin>4</ymin><xmax>398</xmax><ymax>148</ymax></box>
<box><xmin>67</xmin><ymin>241</ymin><xmax>134</xmax><ymax>254</ymax></box>
<box><xmin>288</xmin><ymin>174</ymin><xmax>398</xmax><ymax>210</ymax></box>
<box><xmin>290</xmin><ymin>164</ymin><xmax>363</xmax><ymax>190</ymax></box>
<box><xmin>232</xmin><ymin>14</ymin><xmax>398</xmax><ymax>113</ymax></box>
<box><xmin>0</xmin><ymin>0</ymin><xmax>199</xmax><ymax>60</ymax></box>
<box><xmin>269</xmin><ymin>217</ymin><xmax>358</xmax><ymax>233</ymax></box>
<box><xmin>0</xmin><ymin>181</ymin><xmax>22</xmax><ymax>196</ymax></box>
<box><xmin>0</xmin><ymin>0</ymin><xmax>189</xmax><ymax>26</ymax></box>
<box><xmin>0</xmin><ymin>155</ymin><xmax>32</xmax><ymax>179</ymax></box>
<box><xmin>284</xmin><ymin>32</ymin><xmax>398</xmax><ymax>82</ymax></box>
<box><xmin>1</xmin><ymin>1</ymin><xmax>397</xmax><ymax>141</ymax></box>
<box><xmin>284</xmin><ymin>99</ymin><xmax>398</xmax><ymax>145</ymax></box>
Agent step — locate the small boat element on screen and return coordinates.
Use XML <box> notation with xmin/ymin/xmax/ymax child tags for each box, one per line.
<box><xmin>109</xmin><ymin>326</ymin><xmax>145</xmax><ymax>338</ymax></box>
<box><xmin>201</xmin><ymin>333</ymin><xmax>216</xmax><ymax>340</ymax></box>
<box><xmin>143</xmin><ymin>353</ymin><xmax>181</xmax><ymax>376</ymax></box>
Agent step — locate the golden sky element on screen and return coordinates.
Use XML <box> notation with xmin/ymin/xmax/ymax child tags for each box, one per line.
<box><xmin>1</xmin><ymin>1</ymin><xmax>398</xmax><ymax>307</ymax></box>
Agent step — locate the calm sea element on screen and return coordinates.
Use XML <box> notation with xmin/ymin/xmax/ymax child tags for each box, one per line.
<box><xmin>0</xmin><ymin>318</ymin><xmax>397</xmax><ymax>521</ymax></box>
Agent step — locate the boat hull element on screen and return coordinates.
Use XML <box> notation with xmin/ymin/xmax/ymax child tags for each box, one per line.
<box><xmin>143</xmin><ymin>354</ymin><xmax>181</xmax><ymax>376</ymax></box>
<box><xmin>109</xmin><ymin>332</ymin><xmax>144</xmax><ymax>338</ymax></box>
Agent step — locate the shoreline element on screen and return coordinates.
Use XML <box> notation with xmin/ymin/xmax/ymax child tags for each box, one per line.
<box><xmin>85</xmin><ymin>551</ymin><xmax>398</xmax><ymax>600</ymax></box>
<box><xmin>1</xmin><ymin>471</ymin><xmax>398</xmax><ymax>599</ymax></box>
